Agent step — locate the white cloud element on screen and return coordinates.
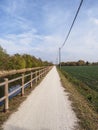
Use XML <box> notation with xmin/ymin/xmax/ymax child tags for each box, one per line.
<box><xmin>91</xmin><ymin>18</ymin><xmax>98</xmax><ymax>25</ymax></box>
<box><xmin>61</xmin><ymin>29</ymin><xmax>98</xmax><ymax>62</ymax></box>
<box><xmin>0</xmin><ymin>30</ymin><xmax>64</xmax><ymax>62</ymax></box>
<box><xmin>43</xmin><ymin>5</ymin><xmax>70</xmax><ymax>35</ymax></box>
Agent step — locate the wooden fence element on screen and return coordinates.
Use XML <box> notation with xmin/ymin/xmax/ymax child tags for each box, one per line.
<box><xmin>0</xmin><ymin>66</ymin><xmax>52</xmax><ymax>112</ymax></box>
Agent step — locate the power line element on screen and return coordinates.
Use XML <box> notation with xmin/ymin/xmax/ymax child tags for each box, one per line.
<box><xmin>60</xmin><ymin>0</ymin><xmax>84</xmax><ymax>49</ymax></box>
<box><xmin>58</xmin><ymin>0</ymin><xmax>84</xmax><ymax>68</ymax></box>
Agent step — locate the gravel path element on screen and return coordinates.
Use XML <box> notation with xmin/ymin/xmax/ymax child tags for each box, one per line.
<box><xmin>3</xmin><ymin>66</ymin><xmax>78</xmax><ymax>130</ymax></box>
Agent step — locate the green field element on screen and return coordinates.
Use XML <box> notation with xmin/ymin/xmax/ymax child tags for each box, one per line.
<box><xmin>61</xmin><ymin>66</ymin><xmax>98</xmax><ymax>92</ymax></box>
<box><xmin>61</xmin><ymin>65</ymin><xmax>98</xmax><ymax>112</ymax></box>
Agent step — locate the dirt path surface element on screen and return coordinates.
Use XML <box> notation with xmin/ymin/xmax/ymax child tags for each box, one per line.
<box><xmin>3</xmin><ymin>66</ymin><xmax>78</xmax><ymax>130</ymax></box>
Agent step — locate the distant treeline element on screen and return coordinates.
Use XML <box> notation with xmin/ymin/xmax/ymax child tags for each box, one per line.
<box><xmin>0</xmin><ymin>46</ymin><xmax>52</xmax><ymax>70</ymax></box>
<box><xmin>60</xmin><ymin>60</ymin><xmax>98</xmax><ymax>66</ymax></box>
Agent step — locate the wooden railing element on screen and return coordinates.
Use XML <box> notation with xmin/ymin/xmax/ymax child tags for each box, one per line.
<box><xmin>0</xmin><ymin>66</ymin><xmax>52</xmax><ymax>112</ymax></box>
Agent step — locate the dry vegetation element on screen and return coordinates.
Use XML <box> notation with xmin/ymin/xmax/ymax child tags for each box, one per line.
<box><xmin>57</xmin><ymin>68</ymin><xmax>98</xmax><ymax>130</ymax></box>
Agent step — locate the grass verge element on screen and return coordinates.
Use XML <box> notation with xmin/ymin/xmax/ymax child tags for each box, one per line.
<box><xmin>0</xmin><ymin>74</ymin><xmax>47</xmax><ymax>130</ymax></box>
<box><xmin>57</xmin><ymin>68</ymin><xmax>98</xmax><ymax>130</ymax></box>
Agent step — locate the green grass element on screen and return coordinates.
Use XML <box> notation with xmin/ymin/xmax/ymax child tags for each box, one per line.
<box><xmin>60</xmin><ymin>66</ymin><xmax>98</xmax><ymax>112</ymax></box>
<box><xmin>61</xmin><ymin>66</ymin><xmax>98</xmax><ymax>92</ymax></box>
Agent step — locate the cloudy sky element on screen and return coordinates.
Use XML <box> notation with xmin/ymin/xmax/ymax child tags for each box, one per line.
<box><xmin>0</xmin><ymin>0</ymin><xmax>98</xmax><ymax>63</ymax></box>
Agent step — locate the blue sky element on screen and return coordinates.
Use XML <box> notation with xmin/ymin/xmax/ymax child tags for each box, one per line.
<box><xmin>0</xmin><ymin>0</ymin><xmax>98</xmax><ymax>63</ymax></box>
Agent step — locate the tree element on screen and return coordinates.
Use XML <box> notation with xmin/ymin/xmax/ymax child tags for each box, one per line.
<box><xmin>0</xmin><ymin>46</ymin><xmax>52</xmax><ymax>70</ymax></box>
<box><xmin>77</xmin><ymin>60</ymin><xmax>85</xmax><ymax>66</ymax></box>
<box><xmin>0</xmin><ymin>46</ymin><xmax>9</xmax><ymax>70</ymax></box>
<box><xmin>11</xmin><ymin>54</ymin><xmax>26</xmax><ymax>69</ymax></box>
<box><xmin>23</xmin><ymin>54</ymin><xmax>34</xmax><ymax>68</ymax></box>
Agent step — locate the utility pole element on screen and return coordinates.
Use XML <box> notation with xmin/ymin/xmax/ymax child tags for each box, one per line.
<box><xmin>58</xmin><ymin>0</ymin><xmax>83</xmax><ymax>68</ymax></box>
<box><xmin>59</xmin><ymin>48</ymin><xmax>61</xmax><ymax>69</ymax></box>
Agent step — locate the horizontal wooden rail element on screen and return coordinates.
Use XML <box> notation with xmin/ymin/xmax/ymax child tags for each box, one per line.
<box><xmin>0</xmin><ymin>66</ymin><xmax>52</xmax><ymax>112</ymax></box>
<box><xmin>8</xmin><ymin>76</ymin><xmax>22</xmax><ymax>84</ymax></box>
<box><xmin>0</xmin><ymin>96</ymin><xmax>6</xmax><ymax>102</ymax></box>
<box><xmin>0</xmin><ymin>66</ymin><xmax>45</xmax><ymax>78</ymax></box>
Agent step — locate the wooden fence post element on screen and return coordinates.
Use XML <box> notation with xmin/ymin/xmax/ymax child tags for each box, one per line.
<box><xmin>21</xmin><ymin>74</ymin><xmax>24</xmax><ymax>96</ymax></box>
<box><xmin>45</xmin><ymin>68</ymin><xmax>47</xmax><ymax>75</ymax></box>
<box><xmin>35</xmin><ymin>71</ymin><xmax>38</xmax><ymax>83</ymax></box>
<box><xmin>43</xmin><ymin>69</ymin><xmax>45</xmax><ymax>76</ymax></box>
<box><xmin>42</xmin><ymin>69</ymin><xmax>44</xmax><ymax>77</ymax></box>
<box><xmin>38</xmin><ymin>70</ymin><xmax>40</xmax><ymax>80</ymax></box>
<box><xmin>4</xmin><ymin>78</ymin><xmax>9</xmax><ymax>112</ymax></box>
<box><xmin>30</xmin><ymin>72</ymin><xmax>33</xmax><ymax>88</ymax></box>
<box><xmin>40</xmin><ymin>69</ymin><xmax>42</xmax><ymax>78</ymax></box>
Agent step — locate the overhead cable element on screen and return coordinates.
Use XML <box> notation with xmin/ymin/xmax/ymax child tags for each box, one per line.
<box><xmin>60</xmin><ymin>0</ymin><xmax>84</xmax><ymax>49</ymax></box>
